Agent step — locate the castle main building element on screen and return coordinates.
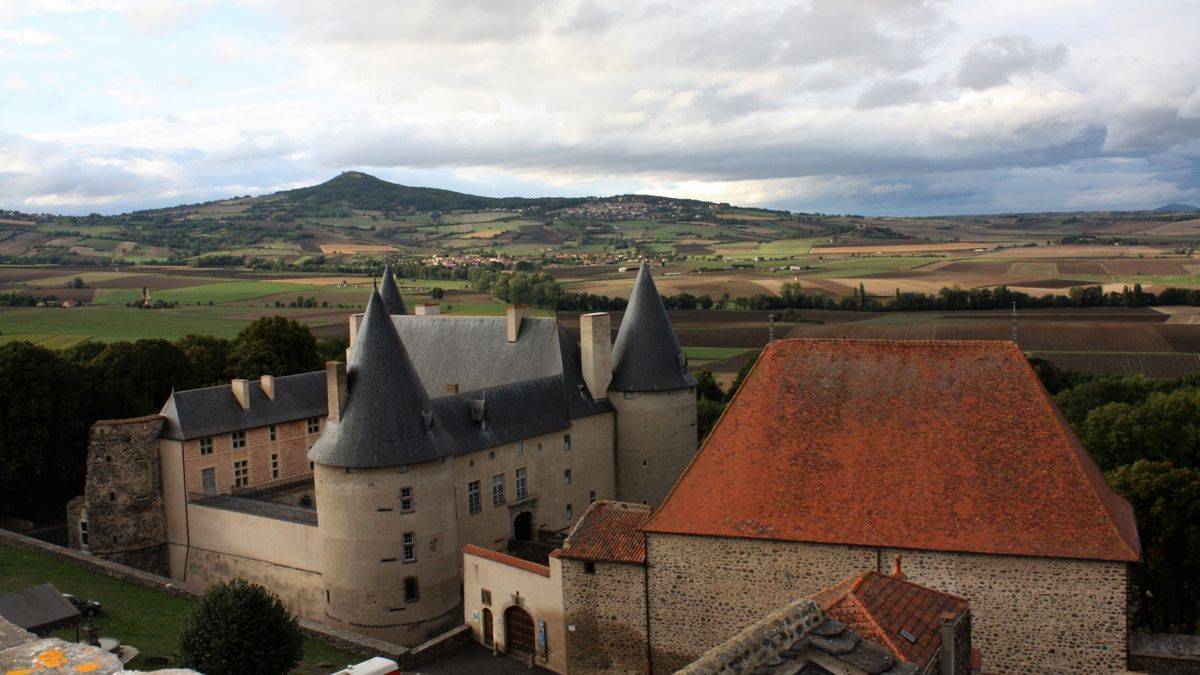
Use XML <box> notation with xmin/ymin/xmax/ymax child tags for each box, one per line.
<box><xmin>68</xmin><ymin>263</ymin><xmax>698</xmax><ymax>646</ymax></box>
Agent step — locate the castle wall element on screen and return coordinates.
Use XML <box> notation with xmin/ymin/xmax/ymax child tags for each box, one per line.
<box><xmin>462</xmin><ymin>549</ymin><xmax>567</xmax><ymax>673</ymax></box>
<box><xmin>72</xmin><ymin>416</ymin><xmax>170</xmax><ymax>575</ymax></box>
<box><xmin>644</xmin><ymin>532</ymin><xmax>1129</xmax><ymax>674</ymax></box>
<box><xmin>561</xmin><ymin>558</ymin><xmax>648</xmax><ymax>674</ymax></box>
<box><xmin>609</xmin><ymin>387</ymin><xmax>697</xmax><ymax>507</ymax></box>
<box><xmin>315</xmin><ymin>460</ymin><xmax>461</xmax><ymax>646</ymax></box>
<box><xmin>182</xmin><ymin>502</ymin><xmax>325</xmax><ymax>620</ymax></box>
<box><xmin>181</xmin><ymin>416</ymin><xmax>320</xmax><ymax>496</ymax></box>
<box><xmin>453</xmin><ymin>412</ymin><xmax>616</xmax><ymax>550</ymax></box>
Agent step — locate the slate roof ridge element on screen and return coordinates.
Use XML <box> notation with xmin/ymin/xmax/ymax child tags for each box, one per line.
<box><xmin>378</xmin><ymin>264</ymin><xmax>407</xmax><ymax>315</ymax></box>
<box><xmin>609</xmin><ymin>262</ymin><xmax>696</xmax><ymax>392</ymax></box>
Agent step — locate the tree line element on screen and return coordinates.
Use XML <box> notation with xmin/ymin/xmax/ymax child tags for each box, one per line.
<box><xmin>0</xmin><ymin>317</ymin><xmax>344</xmax><ymax>521</ymax></box>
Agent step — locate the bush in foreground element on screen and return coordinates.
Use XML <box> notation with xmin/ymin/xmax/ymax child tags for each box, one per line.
<box><xmin>179</xmin><ymin>578</ymin><xmax>303</xmax><ymax>675</ymax></box>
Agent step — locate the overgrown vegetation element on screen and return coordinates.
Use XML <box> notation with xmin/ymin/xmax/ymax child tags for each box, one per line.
<box><xmin>179</xmin><ymin>579</ymin><xmax>305</xmax><ymax>675</ymax></box>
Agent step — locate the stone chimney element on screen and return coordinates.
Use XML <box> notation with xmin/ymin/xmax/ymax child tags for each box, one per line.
<box><xmin>327</xmin><ymin>361</ymin><xmax>348</xmax><ymax>423</ymax></box>
<box><xmin>507</xmin><ymin>304</ymin><xmax>530</xmax><ymax>343</ymax></box>
<box><xmin>348</xmin><ymin>313</ymin><xmax>363</xmax><ymax>345</ymax></box>
<box><xmin>890</xmin><ymin>554</ymin><xmax>906</xmax><ymax>580</ymax></box>
<box><xmin>415</xmin><ymin>303</ymin><xmax>441</xmax><ymax>316</ymax></box>
<box><xmin>260</xmin><ymin>374</ymin><xmax>275</xmax><ymax>400</ymax></box>
<box><xmin>938</xmin><ymin>612</ymin><xmax>957</xmax><ymax>675</ymax></box>
<box><xmin>580</xmin><ymin>312</ymin><xmax>612</xmax><ymax>400</ymax></box>
<box><xmin>231</xmin><ymin>379</ymin><xmax>251</xmax><ymax>409</ymax></box>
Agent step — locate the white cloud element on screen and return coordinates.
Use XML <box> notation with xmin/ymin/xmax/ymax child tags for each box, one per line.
<box><xmin>0</xmin><ymin>27</ymin><xmax>57</xmax><ymax>44</ymax></box>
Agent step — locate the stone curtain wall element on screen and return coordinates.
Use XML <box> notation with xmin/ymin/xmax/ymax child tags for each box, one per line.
<box><xmin>561</xmin><ymin>558</ymin><xmax>648</xmax><ymax>674</ymax></box>
<box><xmin>645</xmin><ymin>533</ymin><xmax>876</xmax><ymax>673</ymax></box>
<box><xmin>879</xmin><ymin>547</ymin><xmax>1128</xmax><ymax>674</ymax></box>
<box><xmin>75</xmin><ymin>415</ymin><xmax>170</xmax><ymax>575</ymax></box>
<box><xmin>645</xmin><ymin>533</ymin><xmax>1130</xmax><ymax>674</ymax></box>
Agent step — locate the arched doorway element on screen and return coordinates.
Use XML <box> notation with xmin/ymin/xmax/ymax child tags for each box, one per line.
<box><xmin>504</xmin><ymin>606</ymin><xmax>535</xmax><ymax>655</ymax></box>
<box><xmin>482</xmin><ymin>608</ymin><xmax>494</xmax><ymax>647</ymax></box>
<box><xmin>513</xmin><ymin>511</ymin><xmax>533</xmax><ymax>542</ymax></box>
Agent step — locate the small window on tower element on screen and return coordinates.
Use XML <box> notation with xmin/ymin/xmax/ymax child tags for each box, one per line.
<box><xmin>271</xmin><ymin>453</ymin><xmax>279</xmax><ymax>479</ymax></box>
<box><xmin>268</xmin><ymin>424</ymin><xmax>277</xmax><ymax>442</ymax></box>
<box><xmin>199</xmin><ymin>437</ymin><xmax>213</xmax><ymax>455</ymax></box>
<box><xmin>563</xmin><ymin>469</ymin><xmax>572</xmax><ymax>486</ymax></box>
<box><xmin>516</xmin><ymin>440</ymin><xmax>524</xmax><ymax>456</ymax></box>
<box><xmin>307</xmin><ymin>418</ymin><xmax>320</xmax><ymax>434</ymax></box>
<box><xmin>231</xmin><ymin>431</ymin><xmax>245</xmax><ymax>449</ymax></box>
<box><xmin>563</xmin><ymin>434</ymin><xmax>571</xmax><ymax>451</ymax></box>
<box><xmin>404</xmin><ymin>577</ymin><xmax>419</xmax><ymax>602</ymax></box>
<box><xmin>565</xmin><ymin>503</ymin><xmax>573</xmax><ymax>520</ymax></box>
<box><xmin>403</xmin><ymin>532</ymin><xmax>416</xmax><ymax>562</ymax></box>
<box><xmin>400</xmin><ymin>487</ymin><xmax>413</xmax><ymax>512</ymax></box>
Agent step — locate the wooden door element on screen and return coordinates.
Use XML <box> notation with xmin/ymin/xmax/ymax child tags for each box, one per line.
<box><xmin>482</xmin><ymin>608</ymin><xmax>494</xmax><ymax>647</ymax></box>
<box><xmin>504</xmin><ymin>606</ymin><xmax>535</xmax><ymax>655</ymax></box>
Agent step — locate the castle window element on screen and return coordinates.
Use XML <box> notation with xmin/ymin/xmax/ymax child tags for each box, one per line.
<box><xmin>271</xmin><ymin>454</ymin><xmax>279</xmax><ymax>479</ymax></box>
<box><xmin>492</xmin><ymin>474</ymin><xmax>505</xmax><ymax>506</ymax></box>
<box><xmin>589</xmin><ymin>490</ymin><xmax>596</xmax><ymax>503</ymax></box>
<box><xmin>307</xmin><ymin>418</ymin><xmax>320</xmax><ymax>434</ymax></box>
<box><xmin>404</xmin><ymin>577</ymin><xmax>419</xmax><ymax>602</ymax></box>
<box><xmin>233</xmin><ymin>460</ymin><xmax>249</xmax><ymax>488</ymax></box>
<box><xmin>566</xmin><ymin>503</ymin><xmax>573</xmax><ymax>520</ymax></box>
<box><xmin>400</xmin><ymin>487</ymin><xmax>413</xmax><ymax>512</ymax></box>
<box><xmin>584</xmin><ymin>562</ymin><xmax>595</xmax><ymax>574</ymax></box>
<box><xmin>231</xmin><ymin>431</ymin><xmax>245</xmax><ymax>449</ymax></box>
<box><xmin>199</xmin><ymin>437</ymin><xmax>213</xmax><ymax>455</ymax></box>
<box><xmin>515</xmin><ymin>467</ymin><xmax>528</xmax><ymax>501</ymax></box>
<box><xmin>325</xmin><ymin>589</ymin><xmax>330</xmax><ymax>603</ymax></box>
<box><xmin>563</xmin><ymin>433</ymin><xmax>572</xmax><ymax>451</ymax></box>
<box><xmin>468</xmin><ymin>481</ymin><xmax>481</xmax><ymax>514</ymax></box>
<box><xmin>516</xmin><ymin>440</ymin><xmax>524</xmax><ymax>456</ymax></box>
<box><xmin>563</xmin><ymin>469</ymin><xmax>572</xmax><ymax>486</ymax></box>
<box><xmin>403</xmin><ymin>532</ymin><xmax>416</xmax><ymax>562</ymax></box>
<box><xmin>268</xmin><ymin>425</ymin><xmax>277</xmax><ymax>442</ymax></box>
<box><xmin>79</xmin><ymin>521</ymin><xmax>88</xmax><ymax>548</ymax></box>
<box><xmin>108</xmin><ymin>493</ymin><xmax>115</xmax><ymax>502</ymax></box>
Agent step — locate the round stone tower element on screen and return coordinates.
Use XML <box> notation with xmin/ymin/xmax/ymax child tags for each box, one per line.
<box><xmin>609</xmin><ymin>263</ymin><xmax>698</xmax><ymax>507</ymax></box>
<box><xmin>309</xmin><ymin>289</ymin><xmax>459</xmax><ymax>645</ymax></box>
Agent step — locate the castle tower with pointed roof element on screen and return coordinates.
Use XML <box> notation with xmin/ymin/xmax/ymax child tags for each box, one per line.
<box><xmin>609</xmin><ymin>262</ymin><xmax>698</xmax><ymax>506</ymax></box>
<box><xmin>378</xmin><ymin>264</ymin><xmax>407</xmax><ymax>316</ymax></box>
<box><xmin>309</xmin><ymin>290</ymin><xmax>460</xmax><ymax>643</ymax></box>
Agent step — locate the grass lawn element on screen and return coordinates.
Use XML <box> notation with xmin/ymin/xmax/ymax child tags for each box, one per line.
<box><xmin>0</xmin><ymin>544</ymin><xmax>361</xmax><ymax>673</ymax></box>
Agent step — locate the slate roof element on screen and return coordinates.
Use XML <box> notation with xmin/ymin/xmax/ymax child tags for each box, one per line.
<box><xmin>379</xmin><ymin>264</ymin><xmax>407</xmax><ymax>315</ymax></box>
<box><xmin>812</xmin><ymin>569</ymin><xmax>968</xmax><ymax>668</ymax></box>
<box><xmin>610</xmin><ymin>263</ymin><xmax>696</xmax><ymax>392</ymax></box>
<box><xmin>0</xmin><ymin>584</ymin><xmax>79</xmax><ymax>634</ymax></box>
<box><xmin>678</xmin><ymin>598</ymin><xmax>917</xmax><ymax>675</ymax></box>
<box><xmin>558</xmin><ymin>500</ymin><xmax>651</xmax><ymax>564</ymax></box>
<box><xmin>644</xmin><ymin>339</ymin><xmax>1141</xmax><ymax>563</ymax></box>
<box><xmin>308</xmin><ymin>290</ymin><xmax>447</xmax><ymax>468</ymax></box>
<box><xmin>160</xmin><ymin>371</ymin><xmax>327</xmax><ymax>440</ymax></box>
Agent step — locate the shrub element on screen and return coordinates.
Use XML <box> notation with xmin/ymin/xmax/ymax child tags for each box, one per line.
<box><xmin>178</xmin><ymin>579</ymin><xmax>303</xmax><ymax>675</ymax></box>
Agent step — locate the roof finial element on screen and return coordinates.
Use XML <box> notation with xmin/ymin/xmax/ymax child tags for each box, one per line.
<box><xmin>891</xmin><ymin>554</ymin><xmax>906</xmax><ymax>580</ymax></box>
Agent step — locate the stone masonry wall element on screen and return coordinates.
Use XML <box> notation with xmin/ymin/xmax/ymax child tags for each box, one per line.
<box><xmin>75</xmin><ymin>415</ymin><xmax>169</xmax><ymax>575</ymax></box>
<box><xmin>561</xmin><ymin>558</ymin><xmax>648</xmax><ymax>674</ymax></box>
<box><xmin>645</xmin><ymin>533</ymin><xmax>1130</xmax><ymax>675</ymax></box>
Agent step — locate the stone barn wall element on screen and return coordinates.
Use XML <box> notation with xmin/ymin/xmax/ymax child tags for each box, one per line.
<box><xmin>561</xmin><ymin>558</ymin><xmax>648</xmax><ymax>674</ymax></box>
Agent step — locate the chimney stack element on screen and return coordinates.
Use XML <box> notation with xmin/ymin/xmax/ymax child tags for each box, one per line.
<box><xmin>580</xmin><ymin>312</ymin><xmax>612</xmax><ymax>400</ymax></box>
<box><xmin>260</xmin><ymin>375</ymin><xmax>275</xmax><ymax>401</ymax></box>
<box><xmin>415</xmin><ymin>303</ymin><xmax>441</xmax><ymax>316</ymax></box>
<box><xmin>507</xmin><ymin>304</ymin><xmax>530</xmax><ymax>343</ymax></box>
<box><xmin>327</xmin><ymin>361</ymin><xmax>348</xmax><ymax>423</ymax></box>
<box><xmin>938</xmin><ymin>612</ymin><xmax>958</xmax><ymax>675</ymax></box>
<box><xmin>231</xmin><ymin>379</ymin><xmax>251</xmax><ymax>409</ymax></box>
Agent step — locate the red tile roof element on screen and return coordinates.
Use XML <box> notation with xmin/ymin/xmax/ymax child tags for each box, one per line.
<box><xmin>463</xmin><ymin>544</ymin><xmax>550</xmax><ymax>577</ymax></box>
<box><xmin>643</xmin><ymin>339</ymin><xmax>1140</xmax><ymax>562</ymax></box>
<box><xmin>812</xmin><ymin>567</ymin><xmax>968</xmax><ymax>667</ymax></box>
<box><xmin>558</xmin><ymin>500</ymin><xmax>651</xmax><ymax>564</ymax></box>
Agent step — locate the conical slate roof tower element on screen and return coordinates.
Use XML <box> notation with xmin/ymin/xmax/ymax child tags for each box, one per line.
<box><xmin>379</xmin><ymin>264</ymin><xmax>407</xmax><ymax>315</ymax></box>
<box><xmin>610</xmin><ymin>262</ymin><xmax>697</xmax><ymax>392</ymax></box>
<box><xmin>308</xmin><ymin>289</ymin><xmax>442</xmax><ymax>467</ymax></box>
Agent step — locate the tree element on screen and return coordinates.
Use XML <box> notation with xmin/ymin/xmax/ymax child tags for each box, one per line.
<box><xmin>697</xmin><ymin>397</ymin><xmax>725</xmax><ymax>443</ymax></box>
<box><xmin>429</xmin><ymin>286</ymin><xmax>445</xmax><ymax>300</ymax></box>
<box><xmin>228</xmin><ymin>316</ymin><xmax>321</xmax><ymax>379</ymax></box>
<box><xmin>1079</xmin><ymin>389</ymin><xmax>1200</xmax><ymax>471</ymax></box>
<box><xmin>725</xmin><ymin>352</ymin><xmax>760</xmax><ymax>402</ymax></box>
<box><xmin>0</xmin><ymin>342</ymin><xmax>92</xmax><ymax>518</ymax></box>
<box><xmin>1106</xmin><ymin>461</ymin><xmax>1200</xmax><ymax>633</ymax></box>
<box><xmin>694</xmin><ymin>370</ymin><xmax>724</xmax><ymax>402</ymax></box>
<box><xmin>1054</xmin><ymin>374</ymin><xmax>1156</xmax><ymax>428</ymax></box>
<box><xmin>89</xmin><ymin>339</ymin><xmax>198</xmax><ymax>419</ymax></box>
<box><xmin>67</xmin><ymin>276</ymin><xmax>86</xmax><ymax>289</ymax></box>
<box><xmin>176</xmin><ymin>334</ymin><xmax>232</xmax><ymax>387</ymax></box>
<box><xmin>178</xmin><ymin>579</ymin><xmax>304</xmax><ymax>675</ymax></box>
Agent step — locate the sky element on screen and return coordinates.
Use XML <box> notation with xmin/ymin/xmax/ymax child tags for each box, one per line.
<box><xmin>1</xmin><ymin>0</ymin><xmax>1198</xmax><ymax>216</ymax></box>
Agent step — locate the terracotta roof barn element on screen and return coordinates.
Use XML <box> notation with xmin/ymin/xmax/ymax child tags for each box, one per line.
<box><xmin>812</xmin><ymin>568</ymin><xmax>969</xmax><ymax>668</ymax></box>
<box><xmin>644</xmin><ymin>339</ymin><xmax>1141</xmax><ymax>563</ymax></box>
<box><xmin>379</xmin><ymin>263</ymin><xmax>407</xmax><ymax>315</ymax></box>
<box><xmin>609</xmin><ymin>262</ymin><xmax>697</xmax><ymax>392</ymax></box>
<box><xmin>558</xmin><ymin>500</ymin><xmax>652</xmax><ymax>564</ymax></box>
<box><xmin>308</xmin><ymin>289</ymin><xmax>445</xmax><ymax>467</ymax></box>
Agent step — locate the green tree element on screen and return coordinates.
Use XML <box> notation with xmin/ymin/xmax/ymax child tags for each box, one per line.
<box><xmin>693</xmin><ymin>370</ymin><xmax>725</xmax><ymax>402</ymax></box>
<box><xmin>697</xmin><ymin>397</ymin><xmax>726</xmax><ymax>443</ymax></box>
<box><xmin>0</xmin><ymin>342</ymin><xmax>92</xmax><ymax>518</ymax></box>
<box><xmin>429</xmin><ymin>286</ymin><xmax>445</xmax><ymax>300</ymax></box>
<box><xmin>176</xmin><ymin>334</ymin><xmax>232</xmax><ymax>387</ymax></box>
<box><xmin>1106</xmin><ymin>461</ymin><xmax>1200</xmax><ymax>633</ymax></box>
<box><xmin>228</xmin><ymin>316</ymin><xmax>321</xmax><ymax>379</ymax></box>
<box><xmin>178</xmin><ymin>579</ymin><xmax>304</xmax><ymax>675</ymax></box>
<box><xmin>1054</xmin><ymin>374</ymin><xmax>1156</xmax><ymax>428</ymax></box>
<box><xmin>90</xmin><ymin>339</ymin><xmax>198</xmax><ymax>418</ymax></box>
<box><xmin>1080</xmin><ymin>389</ymin><xmax>1200</xmax><ymax>471</ymax></box>
<box><xmin>725</xmin><ymin>352</ymin><xmax>760</xmax><ymax>402</ymax></box>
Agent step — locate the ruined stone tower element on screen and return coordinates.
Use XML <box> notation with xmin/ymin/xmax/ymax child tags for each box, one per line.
<box><xmin>309</xmin><ymin>289</ymin><xmax>460</xmax><ymax>645</ymax></box>
<box><xmin>609</xmin><ymin>263</ymin><xmax>698</xmax><ymax>507</ymax></box>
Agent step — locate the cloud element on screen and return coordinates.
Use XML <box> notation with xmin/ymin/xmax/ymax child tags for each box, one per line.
<box><xmin>857</xmin><ymin>78</ymin><xmax>924</xmax><ymax>109</ymax></box>
<box><xmin>0</xmin><ymin>27</ymin><xmax>57</xmax><ymax>44</ymax></box>
<box><xmin>956</xmin><ymin>35</ymin><xmax>1068</xmax><ymax>90</ymax></box>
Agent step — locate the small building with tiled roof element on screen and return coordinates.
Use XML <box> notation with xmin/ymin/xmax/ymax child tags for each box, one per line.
<box><xmin>642</xmin><ymin>338</ymin><xmax>1140</xmax><ymax>673</ymax></box>
<box><xmin>558</xmin><ymin>500</ymin><xmax>651</xmax><ymax>565</ymax></box>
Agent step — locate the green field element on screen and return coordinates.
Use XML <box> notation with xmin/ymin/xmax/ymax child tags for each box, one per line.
<box><xmin>0</xmin><ymin>307</ymin><xmax>251</xmax><ymax>341</ymax></box>
<box><xmin>0</xmin><ymin>544</ymin><xmax>360</xmax><ymax>672</ymax></box>
<box><xmin>95</xmin><ymin>281</ymin><xmax>324</xmax><ymax>306</ymax></box>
